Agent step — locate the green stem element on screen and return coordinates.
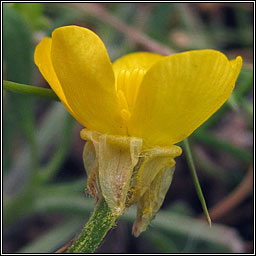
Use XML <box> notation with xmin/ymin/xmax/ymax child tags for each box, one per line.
<box><xmin>3</xmin><ymin>80</ymin><xmax>59</xmax><ymax>101</ymax></box>
<box><xmin>183</xmin><ymin>138</ymin><xmax>211</xmax><ymax>227</ymax></box>
<box><xmin>67</xmin><ymin>198</ymin><xmax>117</xmax><ymax>253</ymax></box>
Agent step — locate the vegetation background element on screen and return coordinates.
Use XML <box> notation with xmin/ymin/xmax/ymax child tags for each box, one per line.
<box><xmin>3</xmin><ymin>2</ymin><xmax>254</xmax><ymax>253</ymax></box>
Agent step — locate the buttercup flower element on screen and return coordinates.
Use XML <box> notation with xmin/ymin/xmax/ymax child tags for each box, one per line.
<box><xmin>34</xmin><ymin>25</ymin><xmax>242</xmax><ymax>236</ymax></box>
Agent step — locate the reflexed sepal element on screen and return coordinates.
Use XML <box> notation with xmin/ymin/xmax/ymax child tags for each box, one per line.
<box><xmin>82</xmin><ymin>132</ymin><xmax>101</xmax><ymax>202</ymax></box>
<box><xmin>81</xmin><ymin>129</ymin><xmax>143</xmax><ymax>216</ymax></box>
<box><xmin>126</xmin><ymin>146</ymin><xmax>182</xmax><ymax>206</ymax></box>
<box><xmin>81</xmin><ymin>128</ymin><xmax>182</xmax><ymax>234</ymax></box>
<box><xmin>132</xmin><ymin>165</ymin><xmax>175</xmax><ymax>237</ymax></box>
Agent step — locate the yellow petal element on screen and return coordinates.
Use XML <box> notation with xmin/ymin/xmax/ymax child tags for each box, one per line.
<box><xmin>113</xmin><ymin>52</ymin><xmax>164</xmax><ymax>75</ymax></box>
<box><xmin>51</xmin><ymin>26</ymin><xmax>125</xmax><ymax>135</ymax></box>
<box><xmin>113</xmin><ymin>52</ymin><xmax>164</xmax><ymax>113</ymax></box>
<box><xmin>34</xmin><ymin>37</ymin><xmax>82</xmax><ymax>123</ymax></box>
<box><xmin>129</xmin><ymin>50</ymin><xmax>242</xmax><ymax>147</ymax></box>
<box><xmin>230</xmin><ymin>56</ymin><xmax>243</xmax><ymax>81</ymax></box>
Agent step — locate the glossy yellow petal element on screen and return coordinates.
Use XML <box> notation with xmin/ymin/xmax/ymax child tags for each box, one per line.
<box><xmin>113</xmin><ymin>52</ymin><xmax>164</xmax><ymax>75</ymax></box>
<box><xmin>113</xmin><ymin>52</ymin><xmax>164</xmax><ymax>114</ymax></box>
<box><xmin>51</xmin><ymin>26</ymin><xmax>125</xmax><ymax>134</ymax></box>
<box><xmin>230</xmin><ymin>56</ymin><xmax>243</xmax><ymax>81</ymax></box>
<box><xmin>34</xmin><ymin>37</ymin><xmax>82</xmax><ymax>123</ymax></box>
<box><xmin>129</xmin><ymin>50</ymin><xmax>242</xmax><ymax>147</ymax></box>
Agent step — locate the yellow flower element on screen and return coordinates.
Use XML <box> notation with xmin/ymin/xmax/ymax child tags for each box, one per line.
<box><xmin>34</xmin><ymin>25</ymin><xmax>242</xmax><ymax>236</ymax></box>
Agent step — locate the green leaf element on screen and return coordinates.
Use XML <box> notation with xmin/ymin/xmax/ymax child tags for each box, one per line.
<box><xmin>182</xmin><ymin>138</ymin><xmax>211</xmax><ymax>227</ymax></box>
<box><xmin>3</xmin><ymin>104</ymin><xmax>72</xmax><ymax>228</ymax></box>
<box><xmin>18</xmin><ymin>218</ymin><xmax>84</xmax><ymax>253</ymax></box>
<box><xmin>3</xmin><ymin>4</ymin><xmax>36</xmax><ymax>175</ymax></box>
<box><xmin>3</xmin><ymin>4</ymin><xmax>32</xmax><ymax>84</ymax></box>
<box><xmin>13</xmin><ymin>3</ymin><xmax>49</xmax><ymax>30</ymax></box>
<box><xmin>3</xmin><ymin>104</ymin><xmax>69</xmax><ymax>197</ymax></box>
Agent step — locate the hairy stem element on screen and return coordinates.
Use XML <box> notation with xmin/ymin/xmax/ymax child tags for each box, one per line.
<box><xmin>67</xmin><ymin>198</ymin><xmax>117</xmax><ymax>253</ymax></box>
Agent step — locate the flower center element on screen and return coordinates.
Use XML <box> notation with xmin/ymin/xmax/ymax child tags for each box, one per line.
<box><xmin>116</xmin><ymin>68</ymin><xmax>146</xmax><ymax>123</ymax></box>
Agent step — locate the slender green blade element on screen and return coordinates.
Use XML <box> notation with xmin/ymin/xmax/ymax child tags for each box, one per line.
<box><xmin>182</xmin><ymin>138</ymin><xmax>211</xmax><ymax>227</ymax></box>
<box><xmin>3</xmin><ymin>80</ymin><xmax>59</xmax><ymax>101</ymax></box>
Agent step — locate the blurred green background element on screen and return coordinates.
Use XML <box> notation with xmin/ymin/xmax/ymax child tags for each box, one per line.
<box><xmin>3</xmin><ymin>2</ymin><xmax>253</xmax><ymax>253</ymax></box>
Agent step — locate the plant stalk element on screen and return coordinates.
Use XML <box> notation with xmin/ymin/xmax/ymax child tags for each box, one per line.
<box><xmin>183</xmin><ymin>138</ymin><xmax>211</xmax><ymax>227</ymax></box>
<box><xmin>3</xmin><ymin>80</ymin><xmax>59</xmax><ymax>101</ymax></box>
<box><xmin>67</xmin><ymin>198</ymin><xmax>117</xmax><ymax>253</ymax></box>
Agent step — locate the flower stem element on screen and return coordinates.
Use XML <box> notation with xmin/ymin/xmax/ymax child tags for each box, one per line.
<box><xmin>67</xmin><ymin>198</ymin><xmax>117</xmax><ymax>253</ymax></box>
<box><xmin>3</xmin><ymin>80</ymin><xmax>59</xmax><ymax>101</ymax></box>
<box><xmin>183</xmin><ymin>138</ymin><xmax>211</xmax><ymax>227</ymax></box>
